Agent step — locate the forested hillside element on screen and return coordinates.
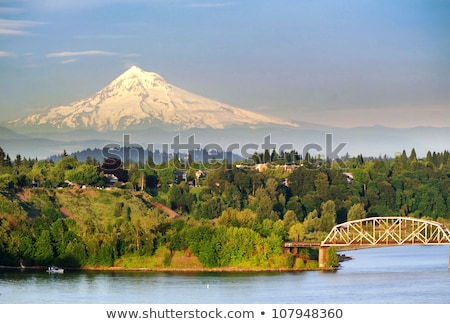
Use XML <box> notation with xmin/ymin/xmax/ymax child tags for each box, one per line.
<box><xmin>0</xmin><ymin>147</ymin><xmax>449</xmax><ymax>270</ymax></box>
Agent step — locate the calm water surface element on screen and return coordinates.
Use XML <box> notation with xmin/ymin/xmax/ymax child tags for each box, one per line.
<box><xmin>1</xmin><ymin>245</ymin><xmax>449</xmax><ymax>304</ymax></box>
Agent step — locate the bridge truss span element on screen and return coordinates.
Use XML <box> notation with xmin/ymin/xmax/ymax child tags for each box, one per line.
<box><xmin>321</xmin><ymin>216</ymin><xmax>450</xmax><ymax>247</ymax></box>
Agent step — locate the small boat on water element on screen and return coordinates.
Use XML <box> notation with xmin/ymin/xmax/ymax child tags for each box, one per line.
<box><xmin>46</xmin><ymin>266</ymin><xmax>64</xmax><ymax>274</ymax></box>
<box><xmin>338</xmin><ymin>254</ymin><xmax>353</xmax><ymax>262</ymax></box>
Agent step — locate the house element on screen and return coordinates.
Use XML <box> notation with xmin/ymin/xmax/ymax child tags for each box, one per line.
<box><xmin>255</xmin><ymin>163</ymin><xmax>268</xmax><ymax>172</ymax></box>
<box><xmin>98</xmin><ymin>158</ymin><xmax>129</xmax><ymax>184</ymax></box>
<box><xmin>104</xmin><ymin>173</ymin><xmax>119</xmax><ymax>185</ymax></box>
<box><xmin>195</xmin><ymin>170</ymin><xmax>204</xmax><ymax>179</ymax></box>
<box><xmin>343</xmin><ymin>172</ymin><xmax>354</xmax><ymax>183</ymax></box>
<box><xmin>275</xmin><ymin>164</ymin><xmax>298</xmax><ymax>172</ymax></box>
<box><xmin>174</xmin><ymin>171</ymin><xmax>187</xmax><ymax>183</ymax></box>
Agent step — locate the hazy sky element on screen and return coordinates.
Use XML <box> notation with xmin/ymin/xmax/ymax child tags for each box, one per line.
<box><xmin>1</xmin><ymin>0</ymin><xmax>449</xmax><ymax>128</ymax></box>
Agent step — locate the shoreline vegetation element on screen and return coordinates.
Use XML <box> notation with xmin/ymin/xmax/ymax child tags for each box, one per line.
<box><xmin>0</xmin><ymin>146</ymin><xmax>449</xmax><ymax>272</ymax></box>
<box><xmin>2</xmin><ymin>251</ymin><xmax>353</xmax><ymax>272</ymax></box>
<box><xmin>0</xmin><ymin>265</ymin><xmax>337</xmax><ymax>272</ymax></box>
<box><xmin>0</xmin><ymin>248</ymin><xmax>350</xmax><ymax>273</ymax></box>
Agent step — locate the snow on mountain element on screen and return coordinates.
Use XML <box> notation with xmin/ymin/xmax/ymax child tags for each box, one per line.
<box><xmin>9</xmin><ymin>66</ymin><xmax>299</xmax><ymax>131</ymax></box>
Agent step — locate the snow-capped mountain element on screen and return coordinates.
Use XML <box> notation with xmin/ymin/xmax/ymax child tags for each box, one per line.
<box><xmin>9</xmin><ymin>66</ymin><xmax>299</xmax><ymax>131</ymax></box>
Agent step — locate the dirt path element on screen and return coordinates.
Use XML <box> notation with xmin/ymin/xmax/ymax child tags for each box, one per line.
<box><xmin>59</xmin><ymin>206</ymin><xmax>75</xmax><ymax>218</ymax></box>
<box><xmin>133</xmin><ymin>191</ymin><xmax>181</xmax><ymax>219</ymax></box>
<box><xmin>148</xmin><ymin>201</ymin><xmax>181</xmax><ymax>219</ymax></box>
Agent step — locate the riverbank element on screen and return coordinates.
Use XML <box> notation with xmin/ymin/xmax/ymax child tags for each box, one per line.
<box><xmin>1</xmin><ymin>247</ymin><xmax>343</xmax><ymax>272</ymax></box>
<box><xmin>79</xmin><ymin>265</ymin><xmax>336</xmax><ymax>272</ymax></box>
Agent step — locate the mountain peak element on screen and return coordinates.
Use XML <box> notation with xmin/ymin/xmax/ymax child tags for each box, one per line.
<box><xmin>120</xmin><ymin>65</ymin><xmax>162</xmax><ymax>80</ymax></box>
<box><xmin>125</xmin><ymin>65</ymin><xmax>144</xmax><ymax>74</ymax></box>
<box><xmin>109</xmin><ymin>66</ymin><xmax>168</xmax><ymax>94</ymax></box>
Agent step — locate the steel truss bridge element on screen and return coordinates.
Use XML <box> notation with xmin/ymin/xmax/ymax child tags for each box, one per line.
<box><xmin>283</xmin><ymin>217</ymin><xmax>450</xmax><ymax>268</ymax></box>
<box><xmin>321</xmin><ymin>216</ymin><xmax>450</xmax><ymax>247</ymax></box>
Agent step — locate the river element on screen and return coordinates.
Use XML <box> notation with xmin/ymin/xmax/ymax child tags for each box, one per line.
<box><xmin>1</xmin><ymin>245</ymin><xmax>449</xmax><ymax>304</ymax></box>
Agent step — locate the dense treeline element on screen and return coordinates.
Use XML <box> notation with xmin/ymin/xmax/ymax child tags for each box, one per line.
<box><xmin>0</xmin><ymin>146</ymin><xmax>449</xmax><ymax>269</ymax></box>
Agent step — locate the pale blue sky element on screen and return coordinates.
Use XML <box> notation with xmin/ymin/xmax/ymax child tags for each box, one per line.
<box><xmin>1</xmin><ymin>0</ymin><xmax>449</xmax><ymax>127</ymax></box>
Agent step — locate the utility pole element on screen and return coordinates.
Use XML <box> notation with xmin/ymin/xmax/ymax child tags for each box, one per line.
<box><xmin>140</xmin><ymin>172</ymin><xmax>145</xmax><ymax>191</ymax></box>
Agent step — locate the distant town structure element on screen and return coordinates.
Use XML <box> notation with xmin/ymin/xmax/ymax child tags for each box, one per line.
<box><xmin>235</xmin><ymin>163</ymin><xmax>299</xmax><ymax>173</ymax></box>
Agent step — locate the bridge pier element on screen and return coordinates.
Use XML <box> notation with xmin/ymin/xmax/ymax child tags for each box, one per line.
<box><xmin>319</xmin><ymin>247</ymin><xmax>328</xmax><ymax>268</ymax></box>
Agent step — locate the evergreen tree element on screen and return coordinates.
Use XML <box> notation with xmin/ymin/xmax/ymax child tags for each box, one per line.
<box><xmin>409</xmin><ymin>148</ymin><xmax>417</xmax><ymax>162</ymax></box>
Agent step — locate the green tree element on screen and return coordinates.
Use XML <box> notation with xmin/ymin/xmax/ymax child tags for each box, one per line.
<box><xmin>223</xmin><ymin>184</ymin><xmax>243</xmax><ymax>209</ymax></box>
<box><xmin>186</xmin><ymin>225</ymin><xmax>218</xmax><ymax>267</ymax></box>
<box><xmin>34</xmin><ymin>230</ymin><xmax>54</xmax><ymax>264</ymax></box>
<box><xmin>50</xmin><ymin>218</ymin><xmax>69</xmax><ymax>255</ymax></box>
<box><xmin>236</xmin><ymin>209</ymin><xmax>257</xmax><ymax>229</ymax></box>
<box><xmin>282</xmin><ymin>210</ymin><xmax>299</xmax><ymax>231</ymax></box>
<box><xmin>409</xmin><ymin>148</ymin><xmax>417</xmax><ymax>162</ymax></box>
<box><xmin>64</xmin><ymin>239</ymin><xmax>87</xmax><ymax>267</ymax></box>
<box><xmin>198</xmin><ymin>197</ymin><xmax>223</xmax><ymax>219</ymax></box>
<box><xmin>320</xmin><ymin>200</ymin><xmax>336</xmax><ymax>232</ymax></box>
<box><xmin>48</xmin><ymin>156</ymin><xmax>80</xmax><ymax>186</ymax></box>
<box><xmin>347</xmin><ymin>203</ymin><xmax>367</xmax><ymax>222</ymax></box>
<box><xmin>65</xmin><ymin>164</ymin><xmax>102</xmax><ymax>185</ymax></box>
<box><xmin>250</xmin><ymin>188</ymin><xmax>274</xmax><ymax>221</ymax></box>
<box><xmin>326</xmin><ymin>247</ymin><xmax>339</xmax><ymax>267</ymax></box>
<box><xmin>168</xmin><ymin>185</ymin><xmax>195</xmax><ymax>213</ymax></box>
<box><xmin>288</xmin><ymin>223</ymin><xmax>305</xmax><ymax>241</ymax></box>
<box><xmin>0</xmin><ymin>174</ymin><xmax>14</xmax><ymax>190</ymax></box>
<box><xmin>303</xmin><ymin>210</ymin><xmax>320</xmax><ymax>234</ymax></box>
<box><xmin>286</xmin><ymin>196</ymin><xmax>305</xmax><ymax>221</ymax></box>
<box><xmin>314</xmin><ymin>172</ymin><xmax>329</xmax><ymax>198</ymax></box>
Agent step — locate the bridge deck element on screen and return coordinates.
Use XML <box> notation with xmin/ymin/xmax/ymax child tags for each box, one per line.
<box><xmin>283</xmin><ymin>242</ymin><xmax>321</xmax><ymax>248</ymax></box>
<box><xmin>284</xmin><ymin>240</ymin><xmax>450</xmax><ymax>248</ymax></box>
